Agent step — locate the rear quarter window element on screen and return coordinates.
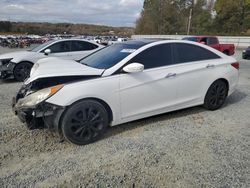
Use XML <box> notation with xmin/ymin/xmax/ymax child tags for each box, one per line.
<box><xmin>174</xmin><ymin>43</ymin><xmax>220</xmax><ymax>64</ymax></box>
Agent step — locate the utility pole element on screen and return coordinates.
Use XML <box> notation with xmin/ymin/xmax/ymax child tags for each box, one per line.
<box><xmin>187</xmin><ymin>0</ymin><xmax>195</xmax><ymax>35</ymax></box>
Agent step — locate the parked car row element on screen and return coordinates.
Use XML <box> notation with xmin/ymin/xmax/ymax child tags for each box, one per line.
<box><xmin>0</xmin><ymin>36</ymin><xmax>48</xmax><ymax>48</ymax></box>
<box><xmin>1</xmin><ymin>38</ymin><xmax>240</xmax><ymax>145</ymax></box>
<box><xmin>0</xmin><ymin>39</ymin><xmax>104</xmax><ymax>81</ymax></box>
<box><xmin>242</xmin><ymin>46</ymin><xmax>250</xmax><ymax>59</ymax></box>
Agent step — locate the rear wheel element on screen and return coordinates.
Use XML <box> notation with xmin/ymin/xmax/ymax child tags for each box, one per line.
<box><xmin>203</xmin><ymin>80</ymin><xmax>228</xmax><ymax>111</ymax></box>
<box><xmin>223</xmin><ymin>50</ymin><xmax>229</xmax><ymax>56</ymax></box>
<box><xmin>61</xmin><ymin>100</ymin><xmax>109</xmax><ymax>145</ymax></box>
<box><xmin>13</xmin><ymin>62</ymin><xmax>33</xmax><ymax>82</ymax></box>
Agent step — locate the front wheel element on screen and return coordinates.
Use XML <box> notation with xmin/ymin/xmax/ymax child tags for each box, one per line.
<box><xmin>61</xmin><ymin>100</ymin><xmax>109</xmax><ymax>145</ymax></box>
<box><xmin>203</xmin><ymin>80</ymin><xmax>228</xmax><ymax>111</ymax></box>
<box><xmin>13</xmin><ymin>62</ymin><xmax>33</xmax><ymax>82</ymax></box>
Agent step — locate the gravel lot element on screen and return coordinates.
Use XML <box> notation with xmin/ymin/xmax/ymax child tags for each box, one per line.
<box><xmin>0</xmin><ymin>47</ymin><xmax>249</xmax><ymax>187</ymax></box>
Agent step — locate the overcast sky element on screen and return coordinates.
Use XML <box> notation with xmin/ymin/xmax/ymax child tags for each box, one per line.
<box><xmin>0</xmin><ymin>0</ymin><xmax>144</xmax><ymax>27</ymax></box>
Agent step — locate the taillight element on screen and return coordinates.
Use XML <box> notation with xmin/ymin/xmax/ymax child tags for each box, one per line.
<box><xmin>231</xmin><ymin>62</ymin><xmax>239</xmax><ymax>70</ymax></box>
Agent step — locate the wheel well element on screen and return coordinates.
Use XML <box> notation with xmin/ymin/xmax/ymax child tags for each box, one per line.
<box><xmin>17</xmin><ymin>61</ymin><xmax>33</xmax><ymax>65</ymax></box>
<box><xmin>210</xmin><ymin>78</ymin><xmax>229</xmax><ymax>95</ymax></box>
<box><xmin>65</xmin><ymin>98</ymin><xmax>113</xmax><ymax>123</ymax></box>
<box><xmin>14</xmin><ymin>61</ymin><xmax>34</xmax><ymax>70</ymax></box>
<box><xmin>87</xmin><ymin>98</ymin><xmax>113</xmax><ymax>123</ymax></box>
<box><xmin>57</xmin><ymin>98</ymin><xmax>114</xmax><ymax>136</ymax></box>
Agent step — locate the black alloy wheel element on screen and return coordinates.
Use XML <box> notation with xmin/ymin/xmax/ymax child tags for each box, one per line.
<box><xmin>13</xmin><ymin>62</ymin><xmax>33</xmax><ymax>82</ymax></box>
<box><xmin>203</xmin><ymin>80</ymin><xmax>228</xmax><ymax>111</ymax></box>
<box><xmin>61</xmin><ymin>100</ymin><xmax>109</xmax><ymax>145</ymax></box>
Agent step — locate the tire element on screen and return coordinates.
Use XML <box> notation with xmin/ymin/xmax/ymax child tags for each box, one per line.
<box><xmin>61</xmin><ymin>100</ymin><xmax>109</xmax><ymax>145</ymax></box>
<box><xmin>13</xmin><ymin>62</ymin><xmax>33</xmax><ymax>82</ymax></box>
<box><xmin>203</xmin><ymin>80</ymin><xmax>228</xmax><ymax>111</ymax></box>
<box><xmin>223</xmin><ymin>50</ymin><xmax>230</xmax><ymax>56</ymax></box>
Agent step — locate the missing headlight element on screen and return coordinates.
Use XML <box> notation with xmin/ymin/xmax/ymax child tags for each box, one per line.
<box><xmin>0</xmin><ymin>58</ymin><xmax>13</xmax><ymax>66</ymax></box>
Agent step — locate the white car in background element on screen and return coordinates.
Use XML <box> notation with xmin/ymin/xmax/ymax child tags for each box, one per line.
<box><xmin>0</xmin><ymin>39</ymin><xmax>103</xmax><ymax>81</ymax></box>
<box><xmin>108</xmin><ymin>37</ymin><xmax>128</xmax><ymax>45</ymax></box>
<box><xmin>13</xmin><ymin>40</ymin><xmax>239</xmax><ymax>145</ymax></box>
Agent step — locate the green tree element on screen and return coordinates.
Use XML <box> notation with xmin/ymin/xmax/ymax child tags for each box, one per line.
<box><xmin>135</xmin><ymin>0</ymin><xmax>213</xmax><ymax>35</ymax></box>
<box><xmin>0</xmin><ymin>21</ymin><xmax>12</xmax><ymax>32</ymax></box>
<box><xmin>214</xmin><ymin>0</ymin><xmax>250</xmax><ymax>35</ymax></box>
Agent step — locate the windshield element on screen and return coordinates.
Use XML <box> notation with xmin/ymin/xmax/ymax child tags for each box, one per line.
<box><xmin>29</xmin><ymin>40</ymin><xmax>55</xmax><ymax>52</ymax></box>
<box><xmin>182</xmin><ymin>37</ymin><xmax>198</xmax><ymax>42</ymax></box>
<box><xmin>79</xmin><ymin>44</ymin><xmax>139</xmax><ymax>69</ymax></box>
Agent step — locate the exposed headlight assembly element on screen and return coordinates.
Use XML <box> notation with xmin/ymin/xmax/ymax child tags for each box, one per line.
<box><xmin>16</xmin><ymin>85</ymin><xmax>64</xmax><ymax>108</ymax></box>
<box><xmin>0</xmin><ymin>58</ymin><xmax>13</xmax><ymax>66</ymax></box>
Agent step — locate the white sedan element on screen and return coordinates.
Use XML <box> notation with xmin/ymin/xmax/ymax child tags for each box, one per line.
<box><xmin>0</xmin><ymin>39</ymin><xmax>103</xmax><ymax>81</ymax></box>
<box><xmin>13</xmin><ymin>40</ymin><xmax>239</xmax><ymax>145</ymax></box>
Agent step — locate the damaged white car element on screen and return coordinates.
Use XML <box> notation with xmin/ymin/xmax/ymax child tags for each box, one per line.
<box><xmin>12</xmin><ymin>40</ymin><xmax>239</xmax><ymax>145</ymax></box>
<box><xmin>0</xmin><ymin>39</ymin><xmax>103</xmax><ymax>81</ymax></box>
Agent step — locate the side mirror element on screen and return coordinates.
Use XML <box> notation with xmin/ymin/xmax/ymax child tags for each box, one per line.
<box><xmin>44</xmin><ymin>49</ymin><xmax>51</xmax><ymax>55</ymax></box>
<box><xmin>123</xmin><ymin>63</ymin><xmax>144</xmax><ymax>73</ymax></box>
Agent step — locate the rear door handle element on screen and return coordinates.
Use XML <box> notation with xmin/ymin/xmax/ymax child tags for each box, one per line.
<box><xmin>206</xmin><ymin>64</ymin><xmax>215</xmax><ymax>68</ymax></box>
<box><xmin>165</xmin><ymin>73</ymin><xmax>177</xmax><ymax>78</ymax></box>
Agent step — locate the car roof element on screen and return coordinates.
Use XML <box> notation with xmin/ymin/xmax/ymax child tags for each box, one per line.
<box><xmin>184</xmin><ymin>36</ymin><xmax>217</xmax><ymax>38</ymax></box>
<box><xmin>121</xmin><ymin>38</ymin><xmax>171</xmax><ymax>48</ymax></box>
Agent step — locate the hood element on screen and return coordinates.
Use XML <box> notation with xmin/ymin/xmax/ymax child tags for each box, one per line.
<box><xmin>26</xmin><ymin>57</ymin><xmax>104</xmax><ymax>84</ymax></box>
<box><xmin>0</xmin><ymin>51</ymin><xmax>38</xmax><ymax>61</ymax></box>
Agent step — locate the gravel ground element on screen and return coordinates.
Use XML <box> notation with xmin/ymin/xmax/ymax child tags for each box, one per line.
<box><xmin>0</xmin><ymin>48</ymin><xmax>249</xmax><ymax>187</ymax></box>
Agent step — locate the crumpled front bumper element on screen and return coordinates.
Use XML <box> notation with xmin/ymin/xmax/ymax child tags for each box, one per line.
<box><xmin>12</xmin><ymin>96</ymin><xmax>65</xmax><ymax>131</ymax></box>
<box><xmin>0</xmin><ymin>61</ymin><xmax>15</xmax><ymax>79</ymax></box>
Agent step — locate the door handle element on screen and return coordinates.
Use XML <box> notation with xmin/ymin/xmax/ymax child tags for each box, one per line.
<box><xmin>165</xmin><ymin>73</ymin><xmax>177</xmax><ymax>78</ymax></box>
<box><xmin>206</xmin><ymin>64</ymin><xmax>215</xmax><ymax>68</ymax></box>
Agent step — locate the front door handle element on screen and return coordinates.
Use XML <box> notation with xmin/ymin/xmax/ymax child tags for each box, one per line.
<box><xmin>165</xmin><ymin>73</ymin><xmax>177</xmax><ymax>78</ymax></box>
<box><xmin>206</xmin><ymin>64</ymin><xmax>215</xmax><ymax>68</ymax></box>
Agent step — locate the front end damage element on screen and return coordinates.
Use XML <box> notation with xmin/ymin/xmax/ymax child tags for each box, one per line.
<box><xmin>0</xmin><ymin>59</ymin><xmax>15</xmax><ymax>79</ymax></box>
<box><xmin>13</xmin><ymin>99</ymin><xmax>65</xmax><ymax>131</ymax></box>
<box><xmin>12</xmin><ymin>76</ymin><xmax>99</xmax><ymax>133</ymax></box>
<box><xmin>12</xmin><ymin>81</ymin><xmax>65</xmax><ymax>132</ymax></box>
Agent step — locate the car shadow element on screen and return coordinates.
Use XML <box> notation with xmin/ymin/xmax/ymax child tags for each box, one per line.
<box><xmin>0</xmin><ymin>78</ymin><xmax>20</xmax><ymax>84</ymax></box>
<box><xmin>224</xmin><ymin>89</ymin><xmax>247</xmax><ymax>107</ymax></box>
<box><xmin>104</xmin><ymin>89</ymin><xmax>247</xmax><ymax>140</ymax></box>
<box><xmin>104</xmin><ymin>105</ymin><xmax>205</xmax><ymax>139</ymax></box>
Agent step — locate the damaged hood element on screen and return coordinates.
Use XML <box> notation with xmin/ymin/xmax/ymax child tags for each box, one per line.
<box><xmin>26</xmin><ymin>57</ymin><xmax>104</xmax><ymax>84</ymax></box>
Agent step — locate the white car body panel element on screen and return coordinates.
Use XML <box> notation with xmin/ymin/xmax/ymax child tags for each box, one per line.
<box><xmin>28</xmin><ymin>40</ymin><xmax>238</xmax><ymax>126</ymax></box>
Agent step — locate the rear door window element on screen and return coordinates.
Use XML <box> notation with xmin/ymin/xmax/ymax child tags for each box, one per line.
<box><xmin>173</xmin><ymin>43</ymin><xmax>220</xmax><ymax>64</ymax></box>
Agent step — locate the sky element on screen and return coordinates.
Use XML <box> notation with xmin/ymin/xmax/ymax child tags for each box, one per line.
<box><xmin>0</xmin><ymin>0</ymin><xmax>144</xmax><ymax>27</ymax></box>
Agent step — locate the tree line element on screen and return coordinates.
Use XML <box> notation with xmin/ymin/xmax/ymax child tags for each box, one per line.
<box><xmin>0</xmin><ymin>21</ymin><xmax>134</xmax><ymax>36</ymax></box>
<box><xmin>135</xmin><ymin>0</ymin><xmax>250</xmax><ymax>36</ymax></box>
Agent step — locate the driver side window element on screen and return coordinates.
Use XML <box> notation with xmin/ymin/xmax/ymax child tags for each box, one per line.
<box><xmin>45</xmin><ymin>41</ymin><xmax>71</xmax><ymax>53</ymax></box>
<box><xmin>129</xmin><ymin>43</ymin><xmax>173</xmax><ymax>70</ymax></box>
